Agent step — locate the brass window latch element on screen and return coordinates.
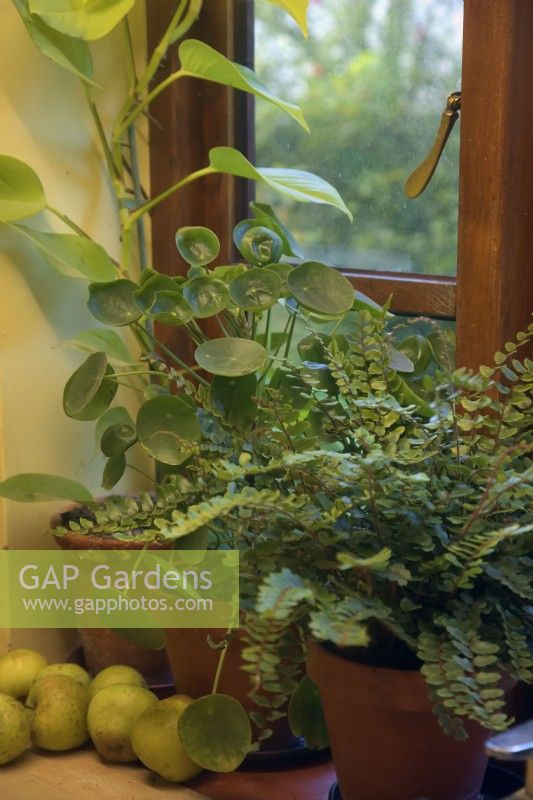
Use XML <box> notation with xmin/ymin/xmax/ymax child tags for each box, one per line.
<box><xmin>405</xmin><ymin>90</ymin><xmax>461</xmax><ymax>199</ymax></box>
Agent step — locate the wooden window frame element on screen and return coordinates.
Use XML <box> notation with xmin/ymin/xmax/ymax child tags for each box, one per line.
<box><xmin>147</xmin><ymin>0</ymin><xmax>533</xmax><ymax>368</ymax></box>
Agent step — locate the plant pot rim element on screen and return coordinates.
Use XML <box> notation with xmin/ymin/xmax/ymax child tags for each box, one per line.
<box><xmin>307</xmin><ymin>639</ymin><xmax>436</xmax><ymax>713</ymax></box>
<box><xmin>51</xmin><ymin>500</ymin><xmax>170</xmax><ymax>551</ymax></box>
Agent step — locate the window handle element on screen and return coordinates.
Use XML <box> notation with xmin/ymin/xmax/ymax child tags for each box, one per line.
<box><xmin>405</xmin><ymin>91</ymin><xmax>461</xmax><ymax>199</ymax></box>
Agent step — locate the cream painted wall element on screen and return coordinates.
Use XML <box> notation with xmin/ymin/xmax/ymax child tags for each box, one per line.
<box><xmin>0</xmin><ymin>0</ymin><xmax>150</xmax><ymax>659</ymax></box>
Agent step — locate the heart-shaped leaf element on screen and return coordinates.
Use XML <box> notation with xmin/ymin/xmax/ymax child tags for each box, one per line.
<box><xmin>12</xmin><ymin>0</ymin><xmax>95</xmax><ymax>83</ymax></box>
<box><xmin>236</xmin><ymin>225</ymin><xmax>283</xmax><ymax>266</ymax></box>
<box><xmin>264</xmin><ymin>263</ymin><xmax>294</xmax><ymax>298</ymax></box>
<box><xmin>195</xmin><ymin>338</ymin><xmax>266</xmax><ymax>377</ymax></box>
<box><xmin>88</xmin><ymin>279</ymin><xmax>142</xmax><ymax>326</ymax></box>
<box><xmin>209</xmin><ymin>148</ymin><xmax>352</xmax><ymax>219</ymax></box>
<box><xmin>182</xmin><ymin>276</ymin><xmax>230</xmax><ymax>318</ymax></box>
<box><xmin>288</xmin><ymin>676</ymin><xmax>329</xmax><ymax>749</ymax></box>
<box><xmin>100</xmin><ymin>423</ymin><xmax>136</xmax><ymax>458</ymax></box>
<box><xmin>95</xmin><ymin>406</ymin><xmax>133</xmax><ymax>447</ymax></box>
<box><xmin>229</xmin><ymin>268</ymin><xmax>281</xmax><ymax>312</ymax></box>
<box><xmin>0</xmin><ymin>474</ymin><xmax>93</xmax><ymax>503</ymax></box>
<box><xmin>101</xmin><ymin>452</ymin><xmax>126</xmax><ymax>490</ymax></box>
<box><xmin>179</xmin><ymin>694</ymin><xmax>252</xmax><ymax>772</ymax></box>
<box><xmin>132</xmin><ymin>274</ymin><xmax>180</xmax><ymax>312</ymax></box>
<box><xmin>260</xmin><ymin>0</ymin><xmax>309</xmax><ymax>36</ymax></box>
<box><xmin>175</xmin><ymin>225</ymin><xmax>220</xmax><ymax>266</ymax></box>
<box><xmin>145</xmin><ymin>290</ymin><xmax>194</xmax><ymax>327</ymax></box>
<box><xmin>136</xmin><ymin>395</ymin><xmax>200</xmax><ymax>465</ymax></box>
<box><xmin>0</xmin><ymin>155</ymin><xmax>46</xmax><ymax>221</ymax></box>
<box><xmin>28</xmin><ymin>0</ymin><xmax>135</xmax><ymax>41</ymax></box>
<box><xmin>13</xmin><ymin>226</ymin><xmax>116</xmax><ymax>281</ymax></box>
<box><xmin>288</xmin><ymin>262</ymin><xmax>354</xmax><ymax>316</ymax></box>
<box><xmin>62</xmin><ymin>329</ymin><xmax>133</xmax><ymax>364</ymax></box>
<box><xmin>63</xmin><ymin>351</ymin><xmax>117</xmax><ymax>420</ymax></box>
<box><xmin>210</xmin><ymin>374</ymin><xmax>258</xmax><ymax>430</ymax></box>
<box><xmin>249</xmin><ymin>201</ymin><xmax>303</xmax><ymax>258</ymax></box>
<box><xmin>179</xmin><ymin>40</ymin><xmax>308</xmax><ymax>131</ymax></box>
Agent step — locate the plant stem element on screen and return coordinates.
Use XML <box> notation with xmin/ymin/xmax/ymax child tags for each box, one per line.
<box><xmin>215</xmin><ymin>315</ymin><xmax>231</xmax><ymax>337</ymax></box>
<box><xmin>251</xmin><ymin>313</ymin><xmax>257</xmax><ymax>341</ymax></box>
<box><xmin>123</xmin><ymin>16</ymin><xmax>138</xmax><ymax>89</ymax></box>
<box><xmin>283</xmin><ymin>306</ymin><xmax>298</xmax><ymax>360</ymax></box>
<box><xmin>211</xmin><ymin>633</ymin><xmax>231</xmax><ymax>694</ymax></box>
<box><xmin>268</xmin><ymin>312</ymin><xmax>291</xmax><ymax>361</ymax></box>
<box><xmin>137</xmin><ymin>323</ymin><xmax>210</xmax><ymax>386</ymax></box>
<box><xmin>264</xmin><ymin>308</ymin><xmax>272</xmax><ymax>354</ymax></box>
<box><xmin>113</xmin><ymin>380</ymin><xmax>144</xmax><ymax>393</ymax></box>
<box><xmin>117</xmin><ymin>70</ymin><xmax>185</xmax><ymax>137</ymax></box>
<box><xmin>136</xmin><ymin>0</ymin><xmax>189</xmax><ymax>96</ymax></box>
<box><xmin>85</xmin><ymin>90</ymin><xmax>119</xmax><ymax>182</ymax></box>
<box><xmin>126</xmin><ymin>167</ymin><xmax>216</xmax><ymax>228</ymax></box>
<box><xmin>189</xmin><ymin>319</ymin><xmax>208</xmax><ymax>342</ymax></box>
<box><xmin>112</xmin><ymin>370</ymin><xmax>163</xmax><ymax>378</ymax></box>
<box><xmin>127</xmin><ymin>125</ymin><xmax>149</xmax><ymax>272</ymax></box>
<box><xmin>46</xmin><ymin>206</ymin><xmax>90</xmax><ymax>238</ymax></box>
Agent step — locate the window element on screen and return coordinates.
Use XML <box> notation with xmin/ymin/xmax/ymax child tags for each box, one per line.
<box><xmin>148</xmin><ymin>0</ymin><xmax>533</xmax><ymax>369</ymax></box>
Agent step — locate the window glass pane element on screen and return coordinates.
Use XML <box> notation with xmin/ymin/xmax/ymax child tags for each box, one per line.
<box><xmin>254</xmin><ymin>0</ymin><xmax>463</xmax><ymax>276</ymax></box>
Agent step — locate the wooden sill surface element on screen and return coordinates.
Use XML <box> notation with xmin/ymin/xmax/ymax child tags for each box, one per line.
<box><xmin>0</xmin><ymin>746</ymin><xmax>335</xmax><ymax>800</ymax></box>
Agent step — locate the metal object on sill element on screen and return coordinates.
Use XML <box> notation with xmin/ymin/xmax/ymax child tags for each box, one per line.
<box><xmin>486</xmin><ymin>719</ymin><xmax>533</xmax><ymax>799</ymax></box>
<box><xmin>405</xmin><ymin>91</ymin><xmax>461</xmax><ymax>198</ymax></box>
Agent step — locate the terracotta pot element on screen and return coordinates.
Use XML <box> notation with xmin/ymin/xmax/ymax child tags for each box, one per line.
<box><xmin>165</xmin><ymin>626</ymin><xmax>302</xmax><ymax>752</ymax></box>
<box><xmin>53</xmin><ymin>507</ymin><xmax>172</xmax><ymax>684</ymax></box>
<box><xmin>307</xmin><ymin>641</ymin><xmax>493</xmax><ymax>800</ymax></box>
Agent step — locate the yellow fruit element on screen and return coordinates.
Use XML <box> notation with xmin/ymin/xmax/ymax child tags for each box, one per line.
<box><xmin>87</xmin><ymin>683</ymin><xmax>157</xmax><ymax>762</ymax></box>
<box><xmin>131</xmin><ymin>695</ymin><xmax>202</xmax><ymax>783</ymax></box>
<box><xmin>34</xmin><ymin>663</ymin><xmax>90</xmax><ymax>688</ymax></box>
<box><xmin>87</xmin><ymin>664</ymin><xmax>146</xmax><ymax>701</ymax></box>
<box><xmin>0</xmin><ymin>649</ymin><xmax>47</xmax><ymax>699</ymax></box>
<box><xmin>31</xmin><ymin>674</ymin><xmax>89</xmax><ymax>752</ymax></box>
<box><xmin>0</xmin><ymin>693</ymin><xmax>31</xmax><ymax>764</ymax></box>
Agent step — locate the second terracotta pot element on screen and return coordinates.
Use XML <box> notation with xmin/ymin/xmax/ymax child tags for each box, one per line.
<box><xmin>54</xmin><ymin>514</ymin><xmax>171</xmax><ymax>684</ymax></box>
<box><xmin>165</xmin><ymin>627</ymin><xmax>301</xmax><ymax>752</ymax></box>
<box><xmin>308</xmin><ymin>640</ymin><xmax>493</xmax><ymax>800</ymax></box>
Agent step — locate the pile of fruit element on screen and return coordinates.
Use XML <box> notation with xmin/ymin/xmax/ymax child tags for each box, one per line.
<box><xmin>0</xmin><ymin>648</ymin><xmax>202</xmax><ymax>783</ymax></box>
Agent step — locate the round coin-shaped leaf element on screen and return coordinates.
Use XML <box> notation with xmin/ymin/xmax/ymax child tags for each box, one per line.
<box><xmin>63</xmin><ymin>352</ymin><xmax>118</xmax><ymax>420</ymax></box>
<box><xmin>195</xmin><ymin>338</ymin><xmax>266</xmax><ymax>377</ymax></box>
<box><xmin>176</xmin><ymin>226</ymin><xmax>220</xmax><ymax>266</ymax></box>
<box><xmin>264</xmin><ymin>262</ymin><xmax>294</xmax><ymax>298</ymax></box>
<box><xmin>182</xmin><ymin>276</ymin><xmax>230</xmax><ymax>318</ymax></box>
<box><xmin>88</xmin><ymin>279</ymin><xmax>142</xmax><ymax>326</ymax></box>
<box><xmin>288</xmin><ymin>261</ymin><xmax>354</xmax><ymax>317</ymax></box>
<box><xmin>100</xmin><ymin>423</ymin><xmax>137</xmax><ymax>458</ymax></box>
<box><xmin>133</xmin><ymin>274</ymin><xmax>181</xmax><ymax>312</ymax></box>
<box><xmin>145</xmin><ymin>290</ymin><xmax>194</xmax><ymax>326</ymax></box>
<box><xmin>232</xmin><ymin>218</ymin><xmax>261</xmax><ymax>250</ymax></box>
<box><xmin>136</xmin><ymin>395</ymin><xmax>200</xmax><ymax>465</ymax></box>
<box><xmin>236</xmin><ymin>225</ymin><xmax>283</xmax><ymax>266</ymax></box>
<box><xmin>179</xmin><ymin>694</ymin><xmax>252</xmax><ymax>773</ymax></box>
<box><xmin>229</xmin><ymin>267</ymin><xmax>281</xmax><ymax>312</ymax></box>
